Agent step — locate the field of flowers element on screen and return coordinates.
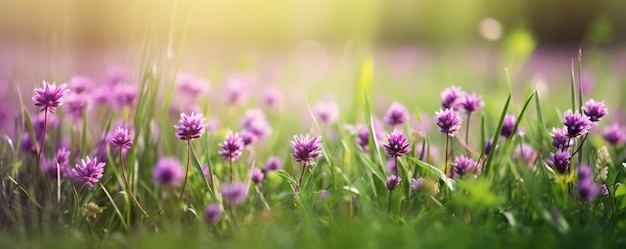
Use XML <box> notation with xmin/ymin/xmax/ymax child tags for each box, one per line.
<box><xmin>0</xmin><ymin>43</ymin><xmax>625</xmax><ymax>248</ymax></box>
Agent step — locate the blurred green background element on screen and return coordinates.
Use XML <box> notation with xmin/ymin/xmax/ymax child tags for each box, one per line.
<box><xmin>0</xmin><ymin>0</ymin><xmax>623</xmax><ymax>48</ymax></box>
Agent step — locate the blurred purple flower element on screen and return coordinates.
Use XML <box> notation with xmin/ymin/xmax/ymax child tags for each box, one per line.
<box><xmin>415</xmin><ymin>144</ymin><xmax>439</xmax><ymax>163</ymax></box>
<box><xmin>290</xmin><ymin>134</ymin><xmax>323</xmax><ymax>166</ymax></box>
<box><xmin>174</xmin><ymin>112</ymin><xmax>206</xmax><ymax>141</ymax></box>
<box><xmin>221</xmin><ymin>183</ymin><xmax>248</xmax><ymax>205</ymax></box>
<box><xmin>384</xmin><ymin>102</ymin><xmax>409</xmax><ymax>127</ymax></box>
<box><xmin>32</xmin><ymin>81</ymin><xmax>68</xmax><ymax>113</ymax></box>
<box><xmin>313</xmin><ymin>99</ymin><xmax>340</xmax><ymax>125</ymax></box>
<box><xmin>451</xmin><ymin>155</ymin><xmax>480</xmax><ymax>178</ymax></box>
<box><xmin>603</xmin><ymin>123</ymin><xmax>625</xmax><ymax>146</ymax></box>
<box><xmin>204</xmin><ymin>203</ymin><xmax>221</xmax><ymax>224</ymax></box>
<box><xmin>68</xmin><ymin>75</ymin><xmax>93</xmax><ymax>94</ymax></box>
<box><xmin>512</xmin><ymin>143</ymin><xmax>535</xmax><ymax>162</ymax></box>
<box><xmin>265</xmin><ymin>156</ymin><xmax>283</xmax><ymax>171</ymax></box>
<box><xmin>411</xmin><ymin>177</ymin><xmax>423</xmax><ymax>190</ymax></box>
<box><xmin>110</xmin><ymin>84</ymin><xmax>138</xmax><ymax>109</ymax></box>
<box><xmin>206</xmin><ymin>117</ymin><xmax>220</xmax><ymax>134</ymax></box>
<box><xmin>224</xmin><ymin>75</ymin><xmax>251</xmax><ymax>106</ymax></box>
<box><xmin>106</xmin><ymin>65</ymin><xmax>129</xmax><ymax>85</ymax></box>
<box><xmin>218</xmin><ymin>132</ymin><xmax>244</xmax><ymax>162</ymax></box>
<box><xmin>578</xmin><ymin>164</ymin><xmax>598</xmax><ymax>201</ymax></box>
<box><xmin>42</xmin><ymin>147</ymin><xmax>71</xmax><ymax>179</ymax></box>
<box><xmin>176</xmin><ymin>73</ymin><xmax>209</xmax><ymax>98</ymax></box>
<box><xmin>152</xmin><ymin>157</ymin><xmax>184</xmax><ymax>186</ymax></box>
<box><xmin>385</xmin><ymin>175</ymin><xmax>401</xmax><ymax>191</ymax></box>
<box><xmin>441</xmin><ymin>86</ymin><xmax>464</xmax><ymax>109</ymax></box>
<box><xmin>435</xmin><ymin>108</ymin><xmax>462</xmax><ymax>137</ymax></box>
<box><xmin>63</xmin><ymin>92</ymin><xmax>89</xmax><ymax>120</ymax></box>
<box><xmin>383</xmin><ymin>131</ymin><xmax>411</xmax><ymax>158</ymax></box>
<box><xmin>71</xmin><ymin>156</ymin><xmax>106</xmax><ymax>187</ymax></box>
<box><xmin>251</xmin><ymin>167</ymin><xmax>264</xmax><ymax>184</ymax></box>
<box><xmin>583</xmin><ymin>99</ymin><xmax>608</xmax><ymax>123</ymax></box>
<box><xmin>240</xmin><ymin>109</ymin><xmax>272</xmax><ymax>142</ymax></box>
<box><xmin>356</xmin><ymin>127</ymin><xmax>370</xmax><ymax>152</ymax></box>
<box><xmin>459</xmin><ymin>92</ymin><xmax>484</xmax><ymax>114</ymax></box>
<box><xmin>563</xmin><ymin>110</ymin><xmax>592</xmax><ymax>138</ymax></box>
<box><xmin>260</xmin><ymin>85</ymin><xmax>282</xmax><ymax>108</ymax></box>
<box><xmin>500</xmin><ymin>114</ymin><xmax>517</xmax><ymax>139</ymax></box>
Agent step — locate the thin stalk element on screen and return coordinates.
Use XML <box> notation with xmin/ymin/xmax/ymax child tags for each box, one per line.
<box><xmin>229</xmin><ymin>160</ymin><xmax>234</xmax><ymax>183</ymax></box>
<box><xmin>394</xmin><ymin>157</ymin><xmax>398</xmax><ymax>176</ymax></box>
<box><xmin>178</xmin><ymin>140</ymin><xmax>191</xmax><ymax>202</ymax></box>
<box><xmin>120</xmin><ymin>149</ymin><xmax>148</xmax><ymax>216</ymax></box>
<box><xmin>255</xmin><ymin>185</ymin><xmax>271</xmax><ymax>211</ymax></box>
<box><xmin>35</xmin><ymin>110</ymin><xmax>49</xmax><ymax>180</ymax></box>
<box><xmin>465</xmin><ymin>113</ymin><xmax>471</xmax><ymax>155</ymax></box>
<box><xmin>387</xmin><ymin>190</ymin><xmax>393</xmax><ymax>213</ymax></box>
<box><xmin>297</xmin><ymin>163</ymin><xmax>307</xmax><ymax>192</ymax></box>
<box><xmin>571</xmin><ymin>134</ymin><xmax>589</xmax><ymax>158</ymax></box>
<box><xmin>444</xmin><ymin>135</ymin><xmax>450</xmax><ymax>174</ymax></box>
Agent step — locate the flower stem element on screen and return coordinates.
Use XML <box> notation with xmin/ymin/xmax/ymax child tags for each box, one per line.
<box><xmin>178</xmin><ymin>140</ymin><xmax>191</xmax><ymax>202</ymax></box>
<box><xmin>444</xmin><ymin>135</ymin><xmax>450</xmax><ymax>175</ymax></box>
<box><xmin>465</xmin><ymin>113</ymin><xmax>471</xmax><ymax>155</ymax></box>
<box><xmin>387</xmin><ymin>190</ymin><xmax>393</xmax><ymax>213</ymax></box>
<box><xmin>229</xmin><ymin>160</ymin><xmax>234</xmax><ymax>183</ymax></box>
<box><xmin>120</xmin><ymin>149</ymin><xmax>148</xmax><ymax>216</ymax></box>
<box><xmin>35</xmin><ymin>109</ymin><xmax>49</xmax><ymax>180</ymax></box>
<box><xmin>297</xmin><ymin>163</ymin><xmax>307</xmax><ymax>193</ymax></box>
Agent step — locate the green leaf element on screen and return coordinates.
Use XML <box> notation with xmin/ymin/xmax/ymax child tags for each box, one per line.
<box><xmin>615</xmin><ymin>184</ymin><xmax>626</xmax><ymax>197</ymax></box>
<box><xmin>485</xmin><ymin>94</ymin><xmax>511</xmax><ymax>175</ymax></box>
<box><xmin>406</xmin><ymin>156</ymin><xmax>456</xmax><ymax>191</ymax></box>
<box><xmin>276</xmin><ymin>169</ymin><xmax>298</xmax><ymax>187</ymax></box>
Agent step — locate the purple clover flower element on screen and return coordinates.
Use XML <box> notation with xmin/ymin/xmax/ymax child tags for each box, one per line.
<box><xmin>578</xmin><ymin>164</ymin><xmax>598</xmax><ymax>202</ymax></box>
<box><xmin>260</xmin><ymin>85</ymin><xmax>282</xmax><ymax>108</ymax></box>
<box><xmin>68</xmin><ymin>75</ymin><xmax>93</xmax><ymax>94</ymax></box>
<box><xmin>451</xmin><ymin>155</ymin><xmax>480</xmax><ymax>178</ymax></box>
<box><xmin>265</xmin><ymin>156</ymin><xmax>283</xmax><ymax>171</ymax></box>
<box><xmin>290</xmin><ymin>134</ymin><xmax>323</xmax><ymax>166</ymax></box>
<box><xmin>383</xmin><ymin>131</ymin><xmax>411</xmax><ymax>158</ymax></box>
<box><xmin>386</xmin><ymin>175</ymin><xmax>401</xmax><ymax>191</ymax></box>
<box><xmin>152</xmin><ymin>157</ymin><xmax>184</xmax><ymax>186</ymax></box>
<box><xmin>221</xmin><ymin>183</ymin><xmax>248</xmax><ymax>205</ymax></box>
<box><xmin>411</xmin><ymin>177</ymin><xmax>423</xmax><ymax>190</ymax></box>
<box><xmin>111</xmin><ymin>84</ymin><xmax>138</xmax><ymax>109</ymax></box>
<box><xmin>313</xmin><ymin>99</ymin><xmax>340</xmax><ymax>125</ymax></box>
<box><xmin>435</xmin><ymin>108</ymin><xmax>462</xmax><ymax>136</ymax></box>
<box><xmin>218</xmin><ymin>132</ymin><xmax>244</xmax><ymax>162</ymax></box>
<box><xmin>500</xmin><ymin>114</ymin><xmax>517</xmax><ymax>139</ymax></box>
<box><xmin>547</xmin><ymin>151</ymin><xmax>571</xmax><ymax>174</ymax></box>
<box><xmin>205</xmin><ymin>203</ymin><xmax>221</xmax><ymax>224</ymax></box>
<box><xmin>459</xmin><ymin>92</ymin><xmax>484</xmax><ymax>114</ymax></box>
<box><xmin>551</xmin><ymin>127</ymin><xmax>573</xmax><ymax>151</ymax></box>
<box><xmin>582</xmin><ymin>99</ymin><xmax>608</xmax><ymax>123</ymax></box>
<box><xmin>176</xmin><ymin>73</ymin><xmax>209</xmax><ymax>99</ymax></box>
<box><xmin>356</xmin><ymin>127</ymin><xmax>370</xmax><ymax>152</ymax></box>
<box><xmin>384</xmin><ymin>102</ymin><xmax>410</xmax><ymax>127</ymax></box>
<box><xmin>251</xmin><ymin>167</ymin><xmax>264</xmax><ymax>184</ymax></box>
<box><xmin>32</xmin><ymin>81</ymin><xmax>68</xmax><ymax>113</ymax></box>
<box><xmin>71</xmin><ymin>156</ymin><xmax>106</xmax><ymax>187</ymax></box>
<box><xmin>110</xmin><ymin>127</ymin><xmax>133</xmax><ymax>151</ymax></box>
<box><xmin>512</xmin><ymin>143</ymin><xmax>535</xmax><ymax>162</ymax></box>
<box><xmin>603</xmin><ymin>123</ymin><xmax>625</xmax><ymax>146</ymax></box>
<box><xmin>63</xmin><ymin>92</ymin><xmax>89</xmax><ymax>120</ymax></box>
<box><xmin>174</xmin><ymin>112</ymin><xmax>206</xmax><ymax>141</ymax></box>
<box><xmin>43</xmin><ymin>147</ymin><xmax>71</xmax><ymax>179</ymax></box>
<box><xmin>563</xmin><ymin>110</ymin><xmax>592</xmax><ymax>138</ymax></box>
<box><xmin>440</xmin><ymin>86</ymin><xmax>464</xmax><ymax>109</ymax></box>
<box><xmin>240</xmin><ymin>109</ymin><xmax>272</xmax><ymax>143</ymax></box>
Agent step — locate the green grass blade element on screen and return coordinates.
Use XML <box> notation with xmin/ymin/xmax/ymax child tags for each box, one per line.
<box><xmin>349</xmin><ymin>56</ymin><xmax>374</xmax><ymax>123</ymax></box>
<box><xmin>101</xmin><ymin>183</ymin><xmax>129</xmax><ymax>230</ymax></box>
<box><xmin>484</xmin><ymin>94</ymin><xmax>511</xmax><ymax>176</ymax></box>
<box><xmin>406</xmin><ymin>156</ymin><xmax>456</xmax><ymax>191</ymax></box>
<box><xmin>364</xmin><ymin>91</ymin><xmax>384</xmax><ymax>170</ymax></box>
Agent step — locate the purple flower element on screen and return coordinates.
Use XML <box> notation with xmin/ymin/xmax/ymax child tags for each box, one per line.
<box><xmin>42</xmin><ymin>147</ymin><xmax>71</xmax><ymax>179</ymax></box>
<box><xmin>386</xmin><ymin>175</ymin><xmax>401</xmax><ymax>191</ymax></box>
<box><xmin>290</xmin><ymin>134</ymin><xmax>323</xmax><ymax>166</ymax></box>
<box><xmin>512</xmin><ymin>144</ymin><xmax>535</xmax><ymax>162</ymax></box>
<box><xmin>240</xmin><ymin>129</ymin><xmax>257</xmax><ymax>146</ymax></box>
<box><xmin>218</xmin><ymin>132</ymin><xmax>244</xmax><ymax>162</ymax></box>
<box><xmin>176</xmin><ymin>73</ymin><xmax>209</xmax><ymax>98</ymax></box>
<box><xmin>386</xmin><ymin>158</ymin><xmax>397</xmax><ymax>174</ymax></box>
<box><xmin>563</xmin><ymin>110</ymin><xmax>592</xmax><ymax>138</ymax></box>
<box><xmin>224</xmin><ymin>75</ymin><xmax>251</xmax><ymax>106</ymax></box>
<box><xmin>356</xmin><ymin>127</ymin><xmax>370</xmax><ymax>152</ymax></box>
<box><xmin>577</xmin><ymin>164</ymin><xmax>598</xmax><ymax>201</ymax></box>
<box><xmin>201</xmin><ymin>164</ymin><xmax>210</xmax><ymax>180</ymax></box>
<box><xmin>441</xmin><ymin>86</ymin><xmax>464</xmax><ymax>109</ymax></box>
<box><xmin>415</xmin><ymin>144</ymin><xmax>439</xmax><ymax>163</ymax></box>
<box><xmin>313</xmin><ymin>99</ymin><xmax>340</xmax><ymax>124</ymax></box>
<box><xmin>547</xmin><ymin>151</ymin><xmax>571</xmax><ymax>174</ymax></box>
<box><xmin>452</xmin><ymin>155</ymin><xmax>480</xmax><ymax>178</ymax></box>
<box><xmin>411</xmin><ymin>177</ymin><xmax>423</xmax><ymax>190</ymax></box>
<box><xmin>383</xmin><ymin>131</ymin><xmax>411</xmax><ymax>158</ymax></box>
<box><xmin>500</xmin><ymin>114</ymin><xmax>517</xmax><ymax>139</ymax></box>
<box><xmin>435</xmin><ymin>108</ymin><xmax>462</xmax><ymax>136</ymax></box>
<box><xmin>603</xmin><ymin>123</ymin><xmax>626</xmax><ymax>146</ymax></box>
<box><xmin>240</xmin><ymin>109</ymin><xmax>272</xmax><ymax>142</ymax></box>
<box><xmin>551</xmin><ymin>127</ymin><xmax>573</xmax><ymax>150</ymax></box>
<box><xmin>32</xmin><ymin>81</ymin><xmax>68</xmax><ymax>113</ymax></box>
<box><xmin>601</xmin><ymin>184</ymin><xmax>609</xmax><ymax>196</ymax></box>
<box><xmin>206</xmin><ymin>117</ymin><xmax>220</xmax><ymax>134</ymax></box>
<box><xmin>221</xmin><ymin>183</ymin><xmax>248</xmax><ymax>205</ymax></box>
<box><xmin>459</xmin><ymin>92</ymin><xmax>484</xmax><ymax>114</ymax></box>
<box><xmin>174</xmin><ymin>112</ymin><xmax>206</xmax><ymax>141</ymax></box>
<box><xmin>152</xmin><ymin>157</ymin><xmax>184</xmax><ymax>186</ymax></box>
<box><xmin>582</xmin><ymin>99</ymin><xmax>608</xmax><ymax>123</ymax></box>
<box><xmin>384</xmin><ymin>102</ymin><xmax>410</xmax><ymax>127</ymax></box>
<box><xmin>260</xmin><ymin>85</ymin><xmax>282</xmax><ymax>108</ymax></box>
<box><xmin>484</xmin><ymin>139</ymin><xmax>494</xmax><ymax>155</ymax></box>
<box><xmin>110</xmin><ymin>127</ymin><xmax>133</xmax><ymax>151</ymax></box>
<box><xmin>71</xmin><ymin>156</ymin><xmax>106</xmax><ymax>187</ymax></box>
<box><xmin>251</xmin><ymin>167</ymin><xmax>264</xmax><ymax>184</ymax></box>
<box><xmin>111</xmin><ymin>84</ymin><xmax>138</xmax><ymax>109</ymax></box>
<box><xmin>68</xmin><ymin>75</ymin><xmax>93</xmax><ymax>94</ymax></box>
<box><xmin>204</xmin><ymin>203</ymin><xmax>221</xmax><ymax>224</ymax></box>
<box><xmin>63</xmin><ymin>92</ymin><xmax>89</xmax><ymax>119</ymax></box>
<box><xmin>265</xmin><ymin>156</ymin><xmax>283</xmax><ymax>171</ymax></box>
